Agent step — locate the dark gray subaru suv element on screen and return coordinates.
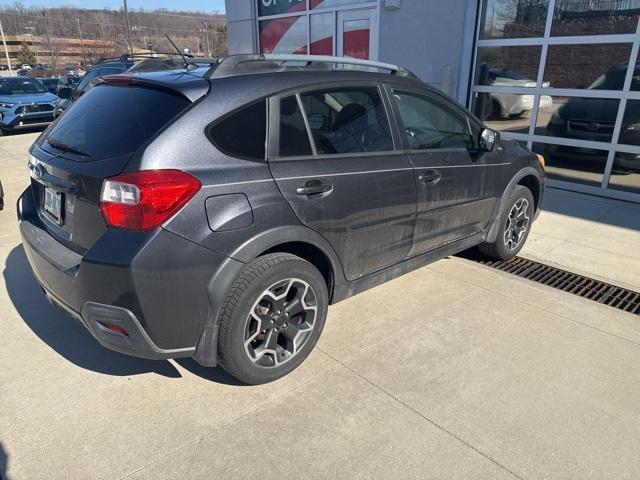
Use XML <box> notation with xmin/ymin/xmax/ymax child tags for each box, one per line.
<box><xmin>18</xmin><ymin>54</ymin><xmax>545</xmax><ymax>384</ymax></box>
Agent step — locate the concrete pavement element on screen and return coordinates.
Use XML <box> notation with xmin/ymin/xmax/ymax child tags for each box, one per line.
<box><xmin>1</xmin><ymin>133</ymin><xmax>640</xmax><ymax>479</ymax></box>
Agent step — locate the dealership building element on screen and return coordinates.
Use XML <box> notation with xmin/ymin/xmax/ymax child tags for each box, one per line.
<box><xmin>225</xmin><ymin>0</ymin><xmax>640</xmax><ymax>202</ymax></box>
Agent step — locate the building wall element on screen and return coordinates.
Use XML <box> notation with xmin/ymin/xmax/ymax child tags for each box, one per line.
<box><xmin>225</xmin><ymin>0</ymin><xmax>479</xmax><ymax>104</ymax></box>
<box><xmin>226</xmin><ymin>1</ymin><xmax>257</xmax><ymax>54</ymax></box>
<box><xmin>377</xmin><ymin>0</ymin><xmax>477</xmax><ymax>103</ymax></box>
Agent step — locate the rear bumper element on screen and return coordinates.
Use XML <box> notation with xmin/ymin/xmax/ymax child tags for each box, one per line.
<box><xmin>18</xmin><ymin>187</ymin><xmax>229</xmax><ymax>360</ymax></box>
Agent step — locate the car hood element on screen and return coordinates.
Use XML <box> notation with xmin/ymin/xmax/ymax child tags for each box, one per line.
<box><xmin>559</xmin><ymin>97</ymin><xmax>619</xmax><ymax>122</ymax></box>
<box><xmin>0</xmin><ymin>91</ymin><xmax>57</xmax><ymax>104</ymax></box>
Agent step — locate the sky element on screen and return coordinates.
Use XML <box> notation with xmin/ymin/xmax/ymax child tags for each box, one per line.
<box><xmin>0</xmin><ymin>0</ymin><xmax>226</xmax><ymax>13</ymax></box>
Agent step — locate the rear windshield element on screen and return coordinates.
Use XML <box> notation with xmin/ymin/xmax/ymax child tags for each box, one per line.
<box><xmin>42</xmin><ymin>84</ymin><xmax>190</xmax><ymax>161</ymax></box>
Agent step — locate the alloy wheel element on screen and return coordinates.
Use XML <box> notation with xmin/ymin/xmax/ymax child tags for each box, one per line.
<box><xmin>244</xmin><ymin>278</ymin><xmax>317</xmax><ymax>368</ymax></box>
<box><xmin>503</xmin><ymin>198</ymin><xmax>530</xmax><ymax>251</ymax></box>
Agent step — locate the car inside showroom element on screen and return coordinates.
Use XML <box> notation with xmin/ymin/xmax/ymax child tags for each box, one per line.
<box><xmin>226</xmin><ymin>0</ymin><xmax>640</xmax><ymax>202</ymax></box>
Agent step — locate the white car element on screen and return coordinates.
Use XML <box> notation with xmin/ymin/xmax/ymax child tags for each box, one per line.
<box><xmin>21</xmin><ymin>64</ymin><xmax>31</xmax><ymax>70</ymax></box>
<box><xmin>488</xmin><ymin>69</ymin><xmax>552</xmax><ymax>118</ymax></box>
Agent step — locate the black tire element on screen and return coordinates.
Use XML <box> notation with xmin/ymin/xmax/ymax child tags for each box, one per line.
<box><xmin>479</xmin><ymin>185</ymin><xmax>534</xmax><ymax>260</ymax></box>
<box><xmin>217</xmin><ymin>253</ymin><xmax>328</xmax><ymax>385</ymax></box>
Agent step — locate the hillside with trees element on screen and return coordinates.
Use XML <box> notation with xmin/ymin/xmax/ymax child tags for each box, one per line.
<box><xmin>0</xmin><ymin>1</ymin><xmax>227</xmax><ymax>63</ymax></box>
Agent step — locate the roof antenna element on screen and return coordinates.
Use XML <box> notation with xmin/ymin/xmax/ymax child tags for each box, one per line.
<box><xmin>165</xmin><ymin>34</ymin><xmax>189</xmax><ymax>69</ymax></box>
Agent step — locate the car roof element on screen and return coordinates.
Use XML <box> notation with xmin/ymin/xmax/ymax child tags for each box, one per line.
<box><xmin>122</xmin><ymin>64</ymin><xmax>468</xmax><ymax>113</ymax></box>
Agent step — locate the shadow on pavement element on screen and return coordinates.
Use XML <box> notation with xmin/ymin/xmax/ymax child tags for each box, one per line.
<box><xmin>542</xmin><ymin>187</ymin><xmax>640</xmax><ymax>231</ymax></box>
<box><xmin>174</xmin><ymin>358</ymin><xmax>246</xmax><ymax>386</ymax></box>
<box><xmin>3</xmin><ymin>245</ymin><xmax>181</xmax><ymax>378</ymax></box>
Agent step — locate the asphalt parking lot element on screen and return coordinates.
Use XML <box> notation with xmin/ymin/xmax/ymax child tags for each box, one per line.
<box><xmin>2</xmin><ymin>133</ymin><xmax>640</xmax><ymax>479</ymax></box>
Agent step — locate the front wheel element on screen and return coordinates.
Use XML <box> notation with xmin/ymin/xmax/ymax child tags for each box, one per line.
<box><xmin>217</xmin><ymin>253</ymin><xmax>328</xmax><ymax>385</ymax></box>
<box><xmin>479</xmin><ymin>185</ymin><xmax>534</xmax><ymax>260</ymax></box>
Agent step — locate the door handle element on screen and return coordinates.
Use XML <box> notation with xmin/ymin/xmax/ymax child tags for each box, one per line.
<box><xmin>418</xmin><ymin>170</ymin><xmax>442</xmax><ymax>185</ymax></box>
<box><xmin>296</xmin><ymin>180</ymin><xmax>333</xmax><ymax>196</ymax></box>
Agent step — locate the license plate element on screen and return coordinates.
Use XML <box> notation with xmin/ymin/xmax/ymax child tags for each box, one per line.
<box><xmin>44</xmin><ymin>187</ymin><xmax>63</xmax><ymax>224</ymax></box>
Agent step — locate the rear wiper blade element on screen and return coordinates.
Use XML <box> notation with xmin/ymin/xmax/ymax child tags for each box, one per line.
<box><xmin>45</xmin><ymin>137</ymin><xmax>89</xmax><ymax>157</ymax></box>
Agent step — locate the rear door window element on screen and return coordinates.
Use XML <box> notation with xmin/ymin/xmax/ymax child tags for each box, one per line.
<box><xmin>208</xmin><ymin>100</ymin><xmax>267</xmax><ymax>160</ymax></box>
<box><xmin>299</xmin><ymin>87</ymin><xmax>393</xmax><ymax>155</ymax></box>
<box><xmin>278</xmin><ymin>96</ymin><xmax>312</xmax><ymax>157</ymax></box>
<box><xmin>41</xmin><ymin>84</ymin><xmax>189</xmax><ymax>161</ymax></box>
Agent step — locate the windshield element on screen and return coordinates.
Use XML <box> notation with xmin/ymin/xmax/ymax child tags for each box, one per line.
<box><xmin>588</xmin><ymin>69</ymin><xmax>626</xmax><ymax>90</ymax></box>
<box><xmin>0</xmin><ymin>77</ymin><xmax>46</xmax><ymax>95</ymax></box>
<box><xmin>42</xmin><ymin>84</ymin><xmax>190</xmax><ymax>161</ymax></box>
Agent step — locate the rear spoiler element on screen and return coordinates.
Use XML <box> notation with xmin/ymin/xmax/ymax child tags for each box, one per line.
<box><xmin>92</xmin><ymin>74</ymin><xmax>210</xmax><ymax>103</ymax></box>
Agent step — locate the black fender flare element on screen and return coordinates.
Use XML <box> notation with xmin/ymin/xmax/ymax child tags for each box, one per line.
<box><xmin>193</xmin><ymin>225</ymin><xmax>345</xmax><ymax>367</ymax></box>
<box><xmin>485</xmin><ymin>167</ymin><xmax>543</xmax><ymax>244</ymax></box>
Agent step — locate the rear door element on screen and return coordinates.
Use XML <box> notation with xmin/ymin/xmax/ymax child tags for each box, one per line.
<box><xmin>268</xmin><ymin>83</ymin><xmax>416</xmax><ymax>281</ymax></box>
<box><xmin>30</xmin><ymin>82</ymin><xmax>191</xmax><ymax>253</ymax></box>
<box><xmin>387</xmin><ymin>86</ymin><xmax>502</xmax><ymax>256</ymax></box>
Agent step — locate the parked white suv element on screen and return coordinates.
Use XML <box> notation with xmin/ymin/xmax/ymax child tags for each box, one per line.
<box><xmin>489</xmin><ymin>69</ymin><xmax>552</xmax><ymax>118</ymax></box>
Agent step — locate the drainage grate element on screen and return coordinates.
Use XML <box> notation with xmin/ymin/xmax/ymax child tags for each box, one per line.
<box><xmin>460</xmin><ymin>253</ymin><xmax>640</xmax><ymax>315</ymax></box>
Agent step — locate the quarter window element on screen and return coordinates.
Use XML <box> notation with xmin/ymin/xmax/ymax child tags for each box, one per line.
<box><xmin>393</xmin><ymin>91</ymin><xmax>473</xmax><ymax>150</ymax></box>
<box><xmin>299</xmin><ymin>87</ymin><xmax>393</xmax><ymax>155</ymax></box>
<box><xmin>209</xmin><ymin>100</ymin><xmax>267</xmax><ymax>160</ymax></box>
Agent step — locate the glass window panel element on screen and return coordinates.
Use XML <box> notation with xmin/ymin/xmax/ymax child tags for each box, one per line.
<box><xmin>544</xmin><ymin>44</ymin><xmax>633</xmax><ymax>90</ymax></box>
<box><xmin>310</xmin><ymin>0</ymin><xmax>371</xmax><ymax>9</ymax></box>
<box><xmin>310</xmin><ymin>13</ymin><xmax>334</xmax><ymax>55</ymax></box>
<box><xmin>257</xmin><ymin>0</ymin><xmax>306</xmax><ymax>17</ymax></box>
<box><xmin>342</xmin><ymin>19</ymin><xmax>370</xmax><ymax>60</ymax></box>
<box><xmin>393</xmin><ymin>91</ymin><xmax>473</xmax><ymax>150</ymax></box>
<box><xmin>608</xmin><ymin>152</ymin><xmax>640</xmax><ymax>194</ymax></box>
<box><xmin>279</xmin><ymin>96</ymin><xmax>313</xmax><ymax>157</ymax></box>
<box><xmin>299</xmin><ymin>87</ymin><xmax>393</xmax><ymax>155</ymax></box>
<box><xmin>480</xmin><ymin>0</ymin><xmax>549</xmax><ymax>39</ymax></box>
<box><xmin>259</xmin><ymin>16</ymin><xmax>307</xmax><ymax>54</ymax></box>
<box><xmin>629</xmin><ymin>52</ymin><xmax>640</xmax><ymax>91</ymax></box>
<box><xmin>620</xmin><ymin>100</ymin><xmax>640</xmax><ymax>146</ymax></box>
<box><xmin>470</xmin><ymin>91</ymin><xmax>532</xmax><ymax>134</ymax></box>
<box><xmin>533</xmin><ymin>142</ymin><xmax>605</xmax><ymax>187</ymax></box>
<box><xmin>534</xmin><ymin>96</ymin><xmax>620</xmax><ymax>143</ymax></box>
<box><xmin>474</xmin><ymin>46</ymin><xmax>542</xmax><ymax>87</ymax></box>
<box><xmin>551</xmin><ymin>0</ymin><xmax>640</xmax><ymax>36</ymax></box>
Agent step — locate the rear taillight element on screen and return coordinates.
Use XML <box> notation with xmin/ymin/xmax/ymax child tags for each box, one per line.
<box><xmin>100</xmin><ymin>170</ymin><xmax>201</xmax><ymax>231</ymax></box>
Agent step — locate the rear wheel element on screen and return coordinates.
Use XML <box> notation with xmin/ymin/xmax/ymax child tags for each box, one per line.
<box><xmin>479</xmin><ymin>185</ymin><xmax>534</xmax><ymax>260</ymax></box>
<box><xmin>217</xmin><ymin>253</ymin><xmax>328</xmax><ymax>385</ymax></box>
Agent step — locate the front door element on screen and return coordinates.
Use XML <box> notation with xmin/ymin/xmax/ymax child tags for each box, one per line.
<box><xmin>388</xmin><ymin>87</ymin><xmax>501</xmax><ymax>256</ymax></box>
<box><xmin>337</xmin><ymin>9</ymin><xmax>377</xmax><ymax>61</ymax></box>
<box><xmin>268</xmin><ymin>85</ymin><xmax>415</xmax><ymax>281</ymax></box>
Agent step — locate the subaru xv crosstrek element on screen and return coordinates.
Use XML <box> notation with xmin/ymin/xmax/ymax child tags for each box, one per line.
<box><xmin>18</xmin><ymin>54</ymin><xmax>545</xmax><ymax>384</ymax></box>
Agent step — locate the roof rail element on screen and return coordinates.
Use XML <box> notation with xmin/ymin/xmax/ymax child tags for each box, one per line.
<box><xmin>206</xmin><ymin>54</ymin><xmax>418</xmax><ymax>79</ymax></box>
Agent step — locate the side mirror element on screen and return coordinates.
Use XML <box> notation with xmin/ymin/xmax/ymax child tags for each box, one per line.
<box><xmin>57</xmin><ymin>86</ymin><xmax>73</xmax><ymax>100</ymax></box>
<box><xmin>479</xmin><ymin>128</ymin><xmax>498</xmax><ymax>152</ymax></box>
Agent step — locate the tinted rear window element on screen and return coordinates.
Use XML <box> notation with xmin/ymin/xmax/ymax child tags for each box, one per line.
<box><xmin>42</xmin><ymin>84</ymin><xmax>189</xmax><ymax>161</ymax></box>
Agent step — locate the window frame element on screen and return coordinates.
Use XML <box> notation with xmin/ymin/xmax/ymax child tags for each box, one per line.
<box><xmin>206</xmin><ymin>98</ymin><xmax>269</xmax><ymax>162</ymax></box>
<box><xmin>267</xmin><ymin>81</ymin><xmax>401</xmax><ymax>161</ymax></box>
<box><xmin>386</xmin><ymin>85</ymin><xmax>476</xmax><ymax>153</ymax></box>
